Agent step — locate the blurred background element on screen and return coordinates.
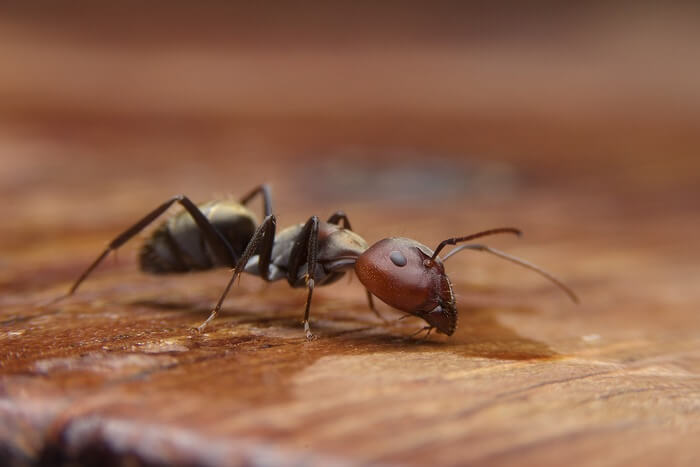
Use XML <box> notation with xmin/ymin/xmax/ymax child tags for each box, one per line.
<box><xmin>1</xmin><ymin>2</ymin><xmax>699</xmax><ymax>294</ymax></box>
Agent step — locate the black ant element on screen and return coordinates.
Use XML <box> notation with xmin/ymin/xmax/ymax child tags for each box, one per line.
<box><xmin>56</xmin><ymin>184</ymin><xmax>577</xmax><ymax>339</ymax></box>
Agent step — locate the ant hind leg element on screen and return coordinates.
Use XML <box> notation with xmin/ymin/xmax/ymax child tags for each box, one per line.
<box><xmin>52</xmin><ymin>195</ymin><xmax>236</xmax><ymax>305</ymax></box>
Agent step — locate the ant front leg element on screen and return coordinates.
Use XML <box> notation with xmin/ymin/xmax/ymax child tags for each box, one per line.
<box><xmin>55</xmin><ymin>195</ymin><xmax>236</xmax><ymax>303</ymax></box>
<box><xmin>287</xmin><ymin>216</ymin><xmax>320</xmax><ymax>339</ymax></box>
<box><xmin>409</xmin><ymin>326</ymin><xmax>434</xmax><ymax>340</ymax></box>
<box><xmin>197</xmin><ymin>214</ymin><xmax>277</xmax><ymax>332</ymax></box>
<box><xmin>327</xmin><ymin>211</ymin><xmax>387</xmax><ymax>323</ymax></box>
<box><xmin>365</xmin><ymin>290</ymin><xmax>389</xmax><ymax>323</ymax></box>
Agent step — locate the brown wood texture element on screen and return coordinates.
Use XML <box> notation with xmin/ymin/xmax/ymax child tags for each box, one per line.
<box><xmin>2</xmin><ymin>5</ymin><xmax>700</xmax><ymax>466</ymax></box>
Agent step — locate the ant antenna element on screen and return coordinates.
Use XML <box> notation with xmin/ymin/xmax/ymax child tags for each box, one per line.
<box><xmin>442</xmin><ymin>244</ymin><xmax>579</xmax><ymax>303</ymax></box>
<box><xmin>431</xmin><ymin>228</ymin><xmax>521</xmax><ymax>260</ymax></box>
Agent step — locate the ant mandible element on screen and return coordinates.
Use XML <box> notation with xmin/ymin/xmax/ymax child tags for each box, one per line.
<box><xmin>57</xmin><ymin>184</ymin><xmax>578</xmax><ymax>339</ymax></box>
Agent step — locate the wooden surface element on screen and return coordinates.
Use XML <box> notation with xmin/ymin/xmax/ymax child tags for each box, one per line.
<box><xmin>2</xmin><ymin>5</ymin><xmax>700</xmax><ymax>466</ymax></box>
<box><xmin>2</xmin><ymin>158</ymin><xmax>699</xmax><ymax>467</ymax></box>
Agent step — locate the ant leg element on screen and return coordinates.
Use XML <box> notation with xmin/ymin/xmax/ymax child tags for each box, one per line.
<box><xmin>240</xmin><ymin>184</ymin><xmax>273</xmax><ymax>217</ymax></box>
<box><xmin>58</xmin><ymin>195</ymin><xmax>236</xmax><ymax>301</ymax></box>
<box><xmin>303</xmin><ymin>279</ymin><xmax>315</xmax><ymax>339</ymax></box>
<box><xmin>327</xmin><ymin>211</ymin><xmax>352</xmax><ymax>230</ymax></box>
<box><xmin>287</xmin><ymin>216</ymin><xmax>320</xmax><ymax>339</ymax></box>
<box><xmin>198</xmin><ymin>214</ymin><xmax>277</xmax><ymax>331</ymax></box>
<box><xmin>410</xmin><ymin>326</ymin><xmax>434</xmax><ymax>340</ymax></box>
<box><xmin>366</xmin><ymin>290</ymin><xmax>389</xmax><ymax>323</ymax></box>
<box><xmin>328</xmin><ymin>212</ymin><xmax>387</xmax><ymax>324</ymax></box>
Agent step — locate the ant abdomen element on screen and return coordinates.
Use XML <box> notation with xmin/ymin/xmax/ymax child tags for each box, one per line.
<box><xmin>139</xmin><ymin>200</ymin><xmax>258</xmax><ymax>274</ymax></box>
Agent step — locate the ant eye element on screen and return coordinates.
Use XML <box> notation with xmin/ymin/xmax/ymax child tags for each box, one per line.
<box><xmin>389</xmin><ymin>251</ymin><xmax>407</xmax><ymax>267</ymax></box>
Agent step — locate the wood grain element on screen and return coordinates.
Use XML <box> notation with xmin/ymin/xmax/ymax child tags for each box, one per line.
<box><xmin>1</xmin><ymin>6</ymin><xmax>700</xmax><ymax>466</ymax></box>
<box><xmin>2</xmin><ymin>159</ymin><xmax>699</xmax><ymax>466</ymax></box>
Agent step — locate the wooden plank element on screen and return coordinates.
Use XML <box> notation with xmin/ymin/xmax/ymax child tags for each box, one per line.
<box><xmin>2</xmin><ymin>158</ymin><xmax>699</xmax><ymax>465</ymax></box>
<box><xmin>1</xmin><ymin>6</ymin><xmax>700</xmax><ymax>466</ymax></box>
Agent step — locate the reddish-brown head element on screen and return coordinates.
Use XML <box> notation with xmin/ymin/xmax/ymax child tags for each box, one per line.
<box><xmin>354</xmin><ymin>238</ymin><xmax>457</xmax><ymax>335</ymax></box>
<box><xmin>353</xmin><ymin>227</ymin><xmax>578</xmax><ymax>337</ymax></box>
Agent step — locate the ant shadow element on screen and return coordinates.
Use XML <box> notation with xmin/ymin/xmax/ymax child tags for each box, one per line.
<box><xmin>127</xmin><ymin>297</ymin><xmax>322</xmax><ymax>330</ymax></box>
<box><xmin>127</xmin><ymin>298</ymin><xmax>557</xmax><ymax>361</ymax></box>
<box><xmin>445</xmin><ymin>306</ymin><xmax>558</xmax><ymax>360</ymax></box>
<box><xmin>325</xmin><ymin>306</ymin><xmax>558</xmax><ymax>361</ymax></box>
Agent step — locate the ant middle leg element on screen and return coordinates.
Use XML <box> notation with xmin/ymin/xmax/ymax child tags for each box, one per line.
<box><xmin>287</xmin><ymin>216</ymin><xmax>320</xmax><ymax>339</ymax></box>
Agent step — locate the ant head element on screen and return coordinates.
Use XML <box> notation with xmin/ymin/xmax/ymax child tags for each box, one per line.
<box><xmin>355</xmin><ymin>237</ymin><xmax>457</xmax><ymax>335</ymax></box>
<box><xmin>353</xmin><ymin>227</ymin><xmax>577</xmax><ymax>338</ymax></box>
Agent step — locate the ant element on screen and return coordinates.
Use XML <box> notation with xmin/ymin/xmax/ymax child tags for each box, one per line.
<box><xmin>56</xmin><ymin>184</ymin><xmax>578</xmax><ymax>339</ymax></box>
